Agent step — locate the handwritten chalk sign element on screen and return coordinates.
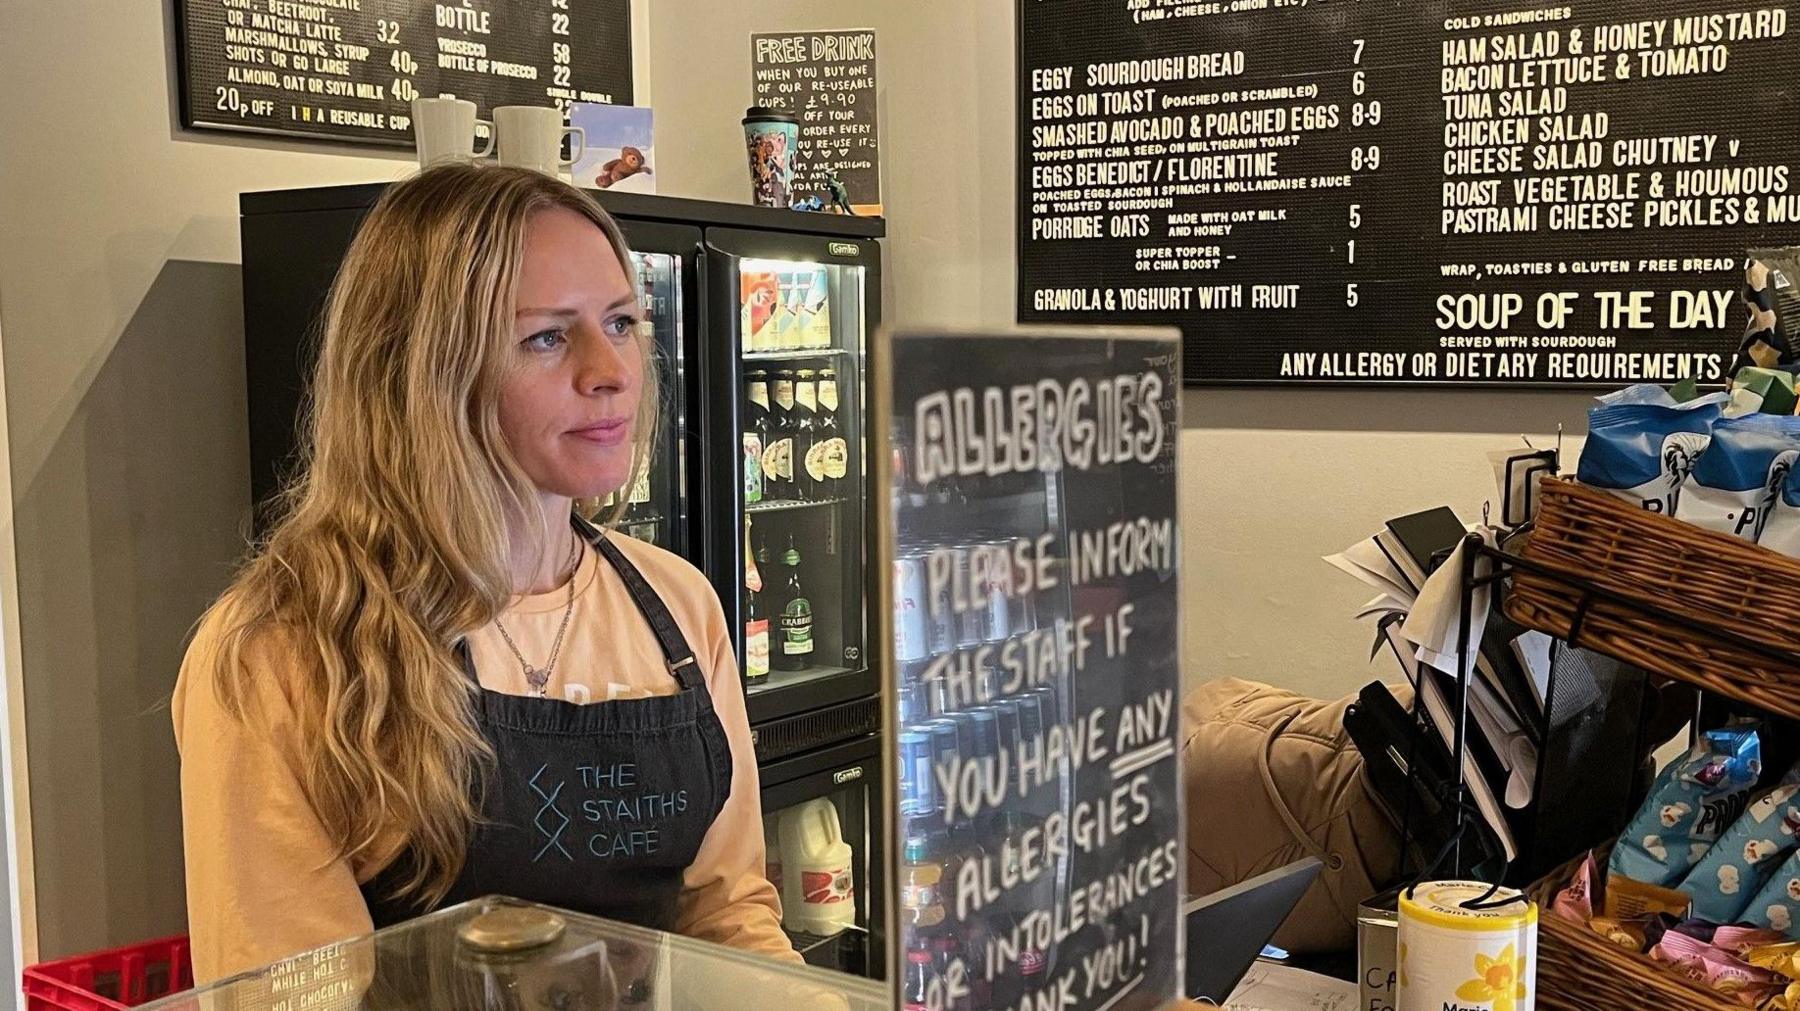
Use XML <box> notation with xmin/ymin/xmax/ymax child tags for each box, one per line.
<box><xmin>176</xmin><ymin>0</ymin><xmax>632</xmax><ymax>146</ymax></box>
<box><xmin>751</xmin><ymin>29</ymin><xmax>882</xmax><ymax>214</ymax></box>
<box><xmin>880</xmin><ymin>326</ymin><xmax>1183</xmax><ymax>1011</ymax></box>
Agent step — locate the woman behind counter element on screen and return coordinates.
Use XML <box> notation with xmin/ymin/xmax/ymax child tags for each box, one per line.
<box><xmin>173</xmin><ymin>165</ymin><xmax>796</xmax><ymax>982</ymax></box>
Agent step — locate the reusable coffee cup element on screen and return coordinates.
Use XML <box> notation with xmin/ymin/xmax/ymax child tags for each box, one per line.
<box><xmin>411</xmin><ymin>97</ymin><xmax>493</xmax><ymax>168</ymax></box>
<box><xmin>742</xmin><ymin>106</ymin><xmax>799</xmax><ymax>208</ymax></box>
<box><xmin>494</xmin><ymin>105</ymin><xmax>585</xmax><ymax>177</ymax></box>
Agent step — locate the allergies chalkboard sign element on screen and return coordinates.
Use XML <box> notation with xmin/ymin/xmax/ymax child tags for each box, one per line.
<box><xmin>880</xmin><ymin>326</ymin><xmax>1184</xmax><ymax>1011</ymax></box>
<box><xmin>752</xmin><ymin>30</ymin><xmax>883</xmax><ymax>214</ymax></box>
<box><xmin>1017</xmin><ymin>0</ymin><xmax>1800</xmax><ymax>387</ymax></box>
<box><xmin>176</xmin><ymin>0</ymin><xmax>632</xmax><ymax>146</ymax></box>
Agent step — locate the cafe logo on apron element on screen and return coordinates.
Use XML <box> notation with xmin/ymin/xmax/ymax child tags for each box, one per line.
<box><xmin>530</xmin><ymin>764</ymin><xmax>574</xmax><ymax>862</ymax></box>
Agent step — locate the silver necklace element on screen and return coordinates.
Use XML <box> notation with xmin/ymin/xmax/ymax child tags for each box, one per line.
<box><xmin>494</xmin><ymin>532</ymin><xmax>584</xmax><ymax>697</ymax></box>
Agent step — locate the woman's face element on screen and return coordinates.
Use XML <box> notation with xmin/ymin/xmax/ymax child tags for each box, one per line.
<box><xmin>498</xmin><ymin>207</ymin><xmax>644</xmax><ymax>502</ymax></box>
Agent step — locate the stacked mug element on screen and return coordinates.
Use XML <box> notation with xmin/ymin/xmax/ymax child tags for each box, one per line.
<box><xmin>410</xmin><ymin>97</ymin><xmax>585</xmax><ymax>177</ymax></box>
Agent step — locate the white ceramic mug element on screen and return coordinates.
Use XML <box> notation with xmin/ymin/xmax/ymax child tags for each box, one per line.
<box><xmin>410</xmin><ymin>97</ymin><xmax>493</xmax><ymax>168</ymax></box>
<box><xmin>495</xmin><ymin>106</ymin><xmax>585</xmax><ymax>176</ymax></box>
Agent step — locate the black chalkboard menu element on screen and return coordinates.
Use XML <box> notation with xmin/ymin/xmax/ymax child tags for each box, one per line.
<box><xmin>882</xmin><ymin>327</ymin><xmax>1183</xmax><ymax>1010</ymax></box>
<box><xmin>1017</xmin><ymin>1</ymin><xmax>1800</xmax><ymax>387</ymax></box>
<box><xmin>176</xmin><ymin>0</ymin><xmax>632</xmax><ymax>146</ymax></box>
<box><xmin>751</xmin><ymin>30</ymin><xmax>883</xmax><ymax>213</ymax></box>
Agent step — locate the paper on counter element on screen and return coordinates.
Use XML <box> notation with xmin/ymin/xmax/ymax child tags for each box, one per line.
<box><xmin>1221</xmin><ymin>960</ymin><xmax>1356</xmax><ymax>1010</ymax></box>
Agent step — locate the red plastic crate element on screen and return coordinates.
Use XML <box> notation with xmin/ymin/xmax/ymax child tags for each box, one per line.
<box><xmin>23</xmin><ymin>936</ymin><xmax>191</xmax><ymax>1010</ymax></box>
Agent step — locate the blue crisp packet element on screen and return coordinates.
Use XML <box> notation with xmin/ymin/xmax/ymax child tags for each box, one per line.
<box><xmin>1681</xmin><ymin>763</ymin><xmax>1800</xmax><ymax>923</ymax></box>
<box><xmin>1610</xmin><ymin>725</ymin><xmax>1763</xmax><ymax>886</ymax></box>
<box><xmin>1763</xmin><ymin>461</ymin><xmax>1800</xmax><ymax>558</ymax></box>
<box><xmin>1744</xmin><ymin>846</ymin><xmax>1800</xmax><ymax>938</ymax></box>
<box><xmin>1577</xmin><ymin>398</ymin><xmax>1724</xmax><ymax>514</ymax></box>
<box><xmin>1681</xmin><ymin>416</ymin><xmax>1800</xmax><ymax>542</ymax></box>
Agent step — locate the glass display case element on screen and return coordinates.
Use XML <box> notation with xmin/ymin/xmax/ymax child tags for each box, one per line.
<box><xmin>138</xmin><ymin>897</ymin><xmax>889</xmax><ymax>1011</ymax></box>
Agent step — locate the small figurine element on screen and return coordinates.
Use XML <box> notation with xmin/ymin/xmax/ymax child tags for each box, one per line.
<box><xmin>824</xmin><ymin>170</ymin><xmax>856</xmax><ymax>215</ymax></box>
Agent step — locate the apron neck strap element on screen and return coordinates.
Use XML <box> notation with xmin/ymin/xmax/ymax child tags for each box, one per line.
<box><xmin>577</xmin><ymin>516</ymin><xmax>704</xmax><ymax>692</ymax></box>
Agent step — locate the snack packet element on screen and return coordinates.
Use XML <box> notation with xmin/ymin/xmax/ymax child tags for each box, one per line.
<box><xmin>1611</xmin><ymin>724</ymin><xmax>1764</xmax><ymax>889</ymax></box>
<box><xmin>1590</xmin><ymin>915</ymin><xmax>1648</xmax><ymax>951</ymax></box>
<box><xmin>1718</xmin><ymin>926</ymin><xmax>1795</xmax><ymax>959</ymax></box>
<box><xmin>1760</xmin><ymin>462</ymin><xmax>1800</xmax><ymax>558</ymax></box>
<box><xmin>1745</xmin><ymin>940</ymin><xmax>1800</xmax><ymax>975</ymax></box>
<box><xmin>1682</xmin><ymin>417</ymin><xmax>1800</xmax><ymax>541</ymax></box>
<box><xmin>1652</xmin><ymin>931</ymin><xmax>1787</xmax><ymax>1002</ymax></box>
<box><xmin>1744</xmin><ymin>847</ymin><xmax>1800</xmax><ymax>939</ymax></box>
<box><xmin>1552</xmin><ymin>851</ymin><xmax>1600</xmax><ymax>922</ymax></box>
<box><xmin>1685</xmin><ymin>765</ymin><xmax>1800</xmax><ymax>922</ymax></box>
<box><xmin>1734</xmin><ymin>367</ymin><xmax>1800</xmax><ymax>417</ymax></box>
<box><xmin>1739</xmin><ymin>250</ymin><xmax>1800</xmax><ymax>375</ymax></box>
<box><xmin>1578</xmin><ymin>397</ymin><xmax>1725</xmax><ymax>514</ymax></box>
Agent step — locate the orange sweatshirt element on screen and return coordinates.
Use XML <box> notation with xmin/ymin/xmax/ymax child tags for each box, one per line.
<box><xmin>173</xmin><ymin>533</ymin><xmax>795</xmax><ymax>983</ymax></box>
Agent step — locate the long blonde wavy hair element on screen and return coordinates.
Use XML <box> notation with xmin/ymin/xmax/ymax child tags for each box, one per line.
<box><xmin>206</xmin><ymin>164</ymin><xmax>659</xmax><ymax>905</ymax></box>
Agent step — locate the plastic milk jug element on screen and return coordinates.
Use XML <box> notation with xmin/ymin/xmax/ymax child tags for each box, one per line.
<box><xmin>778</xmin><ymin>799</ymin><xmax>855</xmax><ymax>935</ymax></box>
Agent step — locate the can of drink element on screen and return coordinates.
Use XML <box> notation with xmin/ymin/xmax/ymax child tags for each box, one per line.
<box><xmin>897</xmin><ymin>676</ymin><xmax>927</xmax><ymax>730</ymax></box>
<box><xmin>1014</xmin><ymin>688</ymin><xmax>1046</xmax><ymax>746</ymax></box>
<box><xmin>927</xmin><ymin>666</ymin><xmax>953</xmax><ymax>718</ymax></box>
<box><xmin>981</xmin><ymin>538</ymin><xmax>1014</xmax><ymax>642</ymax></box>
<box><xmin>968</xmin><ymin>706</ymin><xmax>1000</xmax><ymax>763</ymax></box>
<box><xmin>948</xmin><ymin>710</ymin><xmax>978</xmax><ymax>761</ymax></box>
<box><xmin>926</xmin><ymin>545</ymin><xmax>958</xmax><ymax>655</ymax></box>
<box><xmin>894</xmin><ymin>553</ymin><xmax>930</xmax><ymax>663</ymax></box>
<box><xmin>975</xmin><ymin>657</ymin><xmax>1000</xmax><ymax>707</ymax></box>
<box><xmin>899</xmin><ymin>729</ymin><xmax>935</xmax><ymax>817</ymax></box>
<box><xmin>991</xmin><ymin>697</ymin><xmax>1023</xmax><ymax>757</ymax></box>
<box><xmin>925</xmin><ymin>718</ymin><xmax>961</xmax><ymax>818</ymax></box>
<box><xmin>953</xmin><ymin>545</ymin><xmax>988</xmax><ymax>648</ymax></box>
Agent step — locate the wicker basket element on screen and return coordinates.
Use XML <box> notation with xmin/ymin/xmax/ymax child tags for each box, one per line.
<box><xmin>1506</xmin><ymin>476</ymin><xmax>1800</xmax><ymax>720</ymax></box>
<box><xmin>1526</xmin><ymin>846</ymin><xmax>1743</xmax><ymax>1010</ymax></box>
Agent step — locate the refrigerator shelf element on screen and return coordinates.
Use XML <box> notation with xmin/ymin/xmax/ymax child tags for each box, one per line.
<box><xmin>741</xmin><ymin>348</ymin><xmax>851</xmax><ymax>362</ymax></box>
<box><xmin>747</xmin><ymin>664</ymin><xmax>856</xmax><ymax>699</ymax></box>
<box><xmin>746</xmin><ymin>497</ymin><xmax>849</xmax><ymax>515</ymax></box>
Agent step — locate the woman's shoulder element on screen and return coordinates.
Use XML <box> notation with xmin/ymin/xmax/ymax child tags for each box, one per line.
<box><xmin>602</xmin><ymin>532</ymin><xmax>727</xmax><ymax>631</ymax></box>
<box><xmin>175</xmin><ymin>594</ymin><xmax>311</xmax><ymax>733</ymax></box>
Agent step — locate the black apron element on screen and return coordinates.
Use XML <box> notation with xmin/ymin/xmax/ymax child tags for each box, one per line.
<box><xmin>362</xmin><ymin>523</ymin><xmax>735</xmax><ymax>933</ymax></box>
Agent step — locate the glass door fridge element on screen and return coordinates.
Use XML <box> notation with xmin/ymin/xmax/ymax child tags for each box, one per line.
<box><xmin>760</xmin><ymin>734</ymin><xmax>885</xmax><ymax>979</ymax></box>
<box><xmin>703</xmin><ymin>228</ymin><xmax>883</xmax><ymax>727</ymax></box>
<box><xmin>578</xmin><ymin>221</ymin><xmax>701</xmax><ymax>558</ymax></box>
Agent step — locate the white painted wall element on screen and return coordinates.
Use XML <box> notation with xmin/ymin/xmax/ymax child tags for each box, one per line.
<box><xmin>0</xmin><ymin>0</ymin><xmax>1597</xmax><ymax>962</ymax></box>
<box><xmin>646</xmin><ymin>0</ymin><xmax>1596</xmax><ymax>701</ymax></box>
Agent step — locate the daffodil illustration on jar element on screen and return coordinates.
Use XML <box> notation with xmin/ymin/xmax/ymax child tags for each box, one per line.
<box><xmin>1396</xmin><ymin>882</ymin><xmax>1538</xmax><ymax>1011</ymax></box>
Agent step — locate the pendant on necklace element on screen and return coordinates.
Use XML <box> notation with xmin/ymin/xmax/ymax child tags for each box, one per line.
<box><xmin>524</xmin><ymin>665</ymin><xmax>550</xmax><ymax>697</ymax></box>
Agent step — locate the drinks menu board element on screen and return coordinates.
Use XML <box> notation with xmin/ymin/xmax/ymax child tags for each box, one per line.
<box><xmin>1017</xmin><ymin>0</ymin><xmax>1800</xmax><ymax>387</ymax></box>
<box><xmin>881</xmin><ymin>327</ymin><xmax>1183</xmax><ymax>1011</ymax></box>
<box><xmin>176</xmin><ymin>0</ymin><xmax>632</xmax><ymax>145</ymax></box>
<box><xmin>751</xmin><ymin>30</ymin><xmax>884</xmax><ymax>214</ymax></box>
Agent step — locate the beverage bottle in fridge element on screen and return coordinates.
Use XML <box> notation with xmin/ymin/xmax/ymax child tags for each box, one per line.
<box><xmin>803</xmin><ymin>267</ymin><xmax>832</xmax><ymax>349</ymax></box>
<box><xmin>743</xmin><ymin>517</ymin><xmax>770</xmax><ymax>685</ymax></box>
<box><xmin>810</xmin><ymin>368</ymin><xmax>847</xmax><ymax>499</ymax></box>
<box><xmin>776</xmin><ymin>535</ymin><xmax>814</xmax><ymax>671</ymax></box>
<box><xmin>769</xmin><ymin>370</ymin><xmax>798</xmax><ymax>501</ymax></box>
<box><xmin>900</xmin><ymin>831</ymin><xmax>946</xmax><ymax>931</ymax></box>
<box><xmin>779</xmin><ymin>271</ymin><xmax>807</xmax><ymax>350</ymax></box>
<box><xmin>792</xmin><ymin>369</ymin><xmax>819</xmax><ymax>502</ymax></box>
<box><xmin>743</xmin><ymin>370</ymin><xmax>770</xmax><ymax>505</ymax></box>
<box><xmin>903</xmin><ymin>938</ymin><xmax>939</xmax><ymax>1010</ymax></box>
